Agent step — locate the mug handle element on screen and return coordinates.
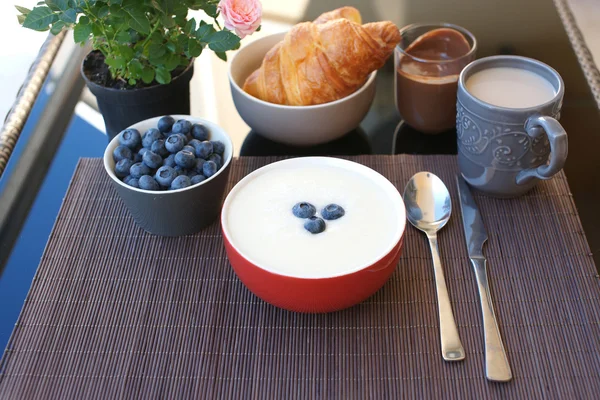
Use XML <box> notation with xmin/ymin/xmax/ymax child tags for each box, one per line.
<box><xmin>515</xmin><ymin>115</ymin><xmax>568</xmax><ymax>185</ymax></box>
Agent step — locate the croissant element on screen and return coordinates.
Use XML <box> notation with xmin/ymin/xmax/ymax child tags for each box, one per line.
<box><xmin>243</xmin><ymin>7</ymin><xmax>400</xmax><ymax>106</ymax></box>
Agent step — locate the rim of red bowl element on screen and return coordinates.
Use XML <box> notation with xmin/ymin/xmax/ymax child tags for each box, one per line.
<box><xmin>221</xmin><ymin>157</ymin><xmax>407</xmax><ymax>280</ymax></box>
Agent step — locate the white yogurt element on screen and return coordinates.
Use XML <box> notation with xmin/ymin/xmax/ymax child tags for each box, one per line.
<box><xmin>223</xmin><ymin>158</ymin><xmax>404</xmax><ymax>278</ymax></box>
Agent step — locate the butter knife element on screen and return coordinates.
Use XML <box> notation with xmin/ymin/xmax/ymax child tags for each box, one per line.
<box><xmin>456</xmin><ymin>176</ymin><xmax>512</xmax><ymax>382</ymax></box>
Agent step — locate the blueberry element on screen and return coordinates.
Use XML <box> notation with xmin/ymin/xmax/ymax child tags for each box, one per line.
<box><xmin>202</xmin><ymin>160</ymin><xmax>218</xmax><ymax>178</ymax></box>
<box><xmin>165</xmin><ymin>134</ymin><xmax>185</xmax><ymax>153</ymax></box>
<box><xmin>154</xmin><ymin>166</ymin><xmax>178</xmax><ymax>187</ymax></box>
<box><xmin>191</xmin><ymin>175</ymin><xmax>207</xmax><ymax>185</ymax></box>
<box><xmin>196</xmin><ymin>141</ymin><xmax>213</xmax><ymax>159</ymax></box>
<box><xmin>211</xmin><ymin>140</ymin><xmax>225</xmax><ymax>155</ymax></box>
<box><xmin>193</xmin><ymin>158</ymin><xmax>206</xmax><ymax>174</ymax></box>
<box><xmin>174</xmin><ymin>165</ymin><xmax>186</xmax><ymax>176</ymax></box>
<box><xmin>123</xmin><ymin>175</ymin><xmax>135</xmax><ymax>185</ymax></box>
<box><xmin>115</xmin><ymin>158</ymin><xmax>134</xmax><ymax>178</ymax></box>
<box><xmin>133</xmin><ymin>152</ymin><xmax>143</xmax><ymax>163</ymax></box>
<box><xmin>151</xmin><ymin>139</ymin><xmax>169</xmax><ymax>158</ymax></box>
<box><xmin>138</xmin><ymin>147</ymin><xmax>150</xmax><ymax>158</ymax></box>
<box><xmin>142</xmin><ymin>150</ymin><xmax>163</xmax><ymax>169</ymax></box>
<box><xmin>207</xmin><ymin>153</ymin><xmax>223</xmax><ymax>169</ymax></box>
<box><xmin>175</xmin><ymin>150</ymin><xmax>196</xmax><ymax>169</ymax></box>
<box><xmin>163</xmin><ymin>154</ymin><xmax>176</xmax><ymax>168</ymax></box>
<box><xmin>183</xmin><ymin>145</ymin><xmax>195</xmax><ymax>154</ymax></box>
<box><xmin>191</xmin><ymin>123</ymin><xmax>210</xmax><ymax>141</ymax></box>
<box><xmin>172</xmin><ymin>119</ymin><xmax>192</xmax><ymax>135</ymax></box>
<box><xmin>188</xmin><ymin>139</ymin><xmax>201</xmax><ymax>155</ymax></box>
<box><xmin>292</xmin><ymin>202</ymin><xmax>316</xmax><ymax>219</ymax></box>
<box><xmin>321</xmin><ymin>204</ymin><xmax>345</xmax><ymax>220</ymax></box>
<box><xmin>187</xmin><ymin>170</ymin><xmax>198</xmax><ymax>178</ymax></box>
<box><xmin>129</xmin><ymin>162</ymin><xmax>150</xmax><ymax>178</ymax></box>
<box><xmin>125</xmin><ymin>177</ymin><xmax>139</xmax><ymax>188</ymax></box>
<box><xmin>139</xmin><ymin>175</ymin><xmax>160</xmax><ymax>191</ymax></box>
<box><xmin>157</xmin><ymin>115</ymin><xmax>175</xmax><ymax>133</ymax></box>
<box><xmin>170</xmin><ymin>175</ymin><xmax>191</xmax><ymax>190</ymax></box>
<box><xmin>113</xmin><ymin>145</ymin><xmax>133</xmax><ymax>162</ymax></box>
<box><xmin>142</xmin><ymin>128</ymin><xmax>163</xmax><ymax>148</ymax></box>
<box><xmin>119</xmin><ymin>128</ymin><xmax>142</xmax><ymax>149</ymax></box>
<box><xmin>304</xmin><ymin>216</ymin><xmax>326</xmax><ymax>234</ymax></box>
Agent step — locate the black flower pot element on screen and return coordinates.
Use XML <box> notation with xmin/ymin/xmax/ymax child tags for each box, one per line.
<box><xmin>81</xmin><ymin>52</ymin><xmax>194</xmax><ymax>141</ymax></box>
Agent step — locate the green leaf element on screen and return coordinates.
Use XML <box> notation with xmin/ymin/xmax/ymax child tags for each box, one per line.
<box><xmin>128</xmin><ymin>78</ymin><xmax>137</xmax><ymax>86</ymax></box>
<box><xmin>151</xmin><ymin>0</ymin><xmax>176</xmax><ymax>14</ymax></box>
<box><xmin>50</xmin><ymin>20</ymin><xmax>65</xmax><ymax>34</ymax></box>
<box><xmin>109</xmin><ymin>4</ymin><xmax>126</xmax><ymax>18</ymax></box>
<box><xmin>166</xmin><ymin>41</ymin><xmax>176</xmax><ymax>53</ymax></box>
<box><xmin>161</xmin><ymin>14</ymin><xmax>175</xmax><ymax>28</ymax></box>
<box><xmin>17</xmin><ymin>14</ymin><xmax>27</xmax><ymax>24</ymax></box>
<box><xmin>105</xmin><ymin>56</ymin><xmax>126</xmax><ymax>69</ymax></box>
<box><xmin>207</xmin><ymin>30</ymin><xmax>240</xmax><ymax>53</ymax></box>
<box><xmin>15</xmin><ymin>6</ymin><xmax>31</xmax><ymax>15</ymax></box>
<box><xmin>177</xmin><ymin>35</ymin><xmax>188</xmax><ymax>51</ymax></box>
<box><xmin>165</xmin><ymin>53</ymin><xmax>181</xmax><ymax>71</ymax></box>
<box><xmin>202</xmin><ymin>4</ymin><xmax>218</xmax><ymax>18</ymax></box>
<box><xmin>155</xmin><ymin>67</ymin><xmax>171</xmax><ymax>84</ymax></box>
<box><xmin>108</xmin><ymin>0</ymin><xmax>122</xmax><ymax>5</ymax></box>
<box><xmin>98</xmin><ymin>5</ymin><xmax>109</xmax><ymax>18</ymax></box>
<box><xmin>59</xmin><ymin>9</ymin><xmax>76</xmax><ymax>24</ymax></box>
<box><xmin>141</xmin><ymin>66</ymin><xmax>155</xmax><ymax>84</ymax></box>
<box><xmin>115</xmin><ymin>30</ymin><xmax>130</xmax><ymax>44</ymax></box>
<box><xmin>73</xmin><ymin>22</ymin><xmax>92</xmax><ymax>43</ymax></box>
<box><xmin>119</xmin><ymin>45</ymin><xmax>134</xmax><ymax>60</ymax></box>
<box><xmin>45</xmin><ymin>0</ymin><xmax>67</xmax><ymax>11</ymax></box>
<box><xmin>148</xmin><ymin>43</ymin><xmax>166</xmax><ymax>59</ymax></box>
<box><xmin>129</xmin><ymin>59</ymin><xmax>143</xmax><ymax>76</ymax></box>
<box><xmin>187</xmin><ymin>38</ymin><xmax>202</xmax><ymax>58</ymax></box>
<box><xmin>195</xmin><ymin>23</ymin><xmax>215</xmax><ymax>43</ymax></box>
<box><xmin>124</xmin><ymin>7</ymin><xmax>150</xmax><ymax>34</ymax></box>
<box><xmin>22</xmin><ymin>6</ymin><xmax>58</xmax><ymax>31</ymax></box>
<box><xmin>91</xmin><ymin>24</ymin><xmax>103</xmax><ymax>36</ymax></box>
<box><xmin>79</xmin><ymin>15</ymin><xmax>89</xmax><ymax>24</ymax></box>
<box><xmin>184</xmin><ymin>18</ymin><xmax>196</xmax><ymax>35</ymax></box>
<box><xmin>215</xmin><ymin>51</ymin><xmax>227</xmax><ymax>61</ymax></box>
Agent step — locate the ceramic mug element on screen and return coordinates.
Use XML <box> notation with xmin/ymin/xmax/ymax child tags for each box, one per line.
<box><xmin>456</xmin><ymin>55</ymin><xmax>568</xmax><ymax>197</ymax></box>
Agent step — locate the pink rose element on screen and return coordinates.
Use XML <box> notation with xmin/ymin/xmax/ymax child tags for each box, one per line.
<box><xmin>218</xmin><ymin>0</ymin><xmax>262</xmax><ymax>39</ymax></box>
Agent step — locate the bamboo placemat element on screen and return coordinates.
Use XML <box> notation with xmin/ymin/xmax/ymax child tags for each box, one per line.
<box><xmin>1</xmin><ymin>156</ymin><xmax>599</xmax><ymax>399</ymax></box>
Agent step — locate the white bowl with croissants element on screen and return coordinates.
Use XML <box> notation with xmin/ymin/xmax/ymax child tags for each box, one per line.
<box><xmin>228</xmin><ymin>7</ymin><xmax>401</xmax><ymax>147</ymax></box>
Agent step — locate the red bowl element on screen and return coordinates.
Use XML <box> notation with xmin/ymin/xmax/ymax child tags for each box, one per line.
<box><xmin>221</xmin><ymin>157</ymin><xmax>406</xmax><ymax>313</ymax></box>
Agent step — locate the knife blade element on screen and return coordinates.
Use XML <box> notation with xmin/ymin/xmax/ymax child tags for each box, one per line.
<box><xmin>456</xmin><ymin>176</ymin><xmax>512</xmax><ymax>382</ymax></box>
<box><xmin>456</xmin><ymin>176</ymin><xmax>488</xmax><ymax>258</ymax></box>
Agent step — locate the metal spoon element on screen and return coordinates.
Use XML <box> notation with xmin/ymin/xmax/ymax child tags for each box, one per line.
<box><xmin>403</xmin><ymin>172</ymin><xmax>465</xmax><ymax>361</ymax></box>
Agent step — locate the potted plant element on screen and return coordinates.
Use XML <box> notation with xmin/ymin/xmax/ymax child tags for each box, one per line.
<box><xmin>15</xmin><ymin>0</ymin><xmax>262</xmax><ymax>140</ymax></box>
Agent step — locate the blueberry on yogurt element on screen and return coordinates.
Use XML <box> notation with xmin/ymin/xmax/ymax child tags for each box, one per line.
<box><xmin>321</xmin><ymin>204</ymin><xmax>345</xmax><ymax>220</ymax></box>
<box><xmin>304</xmin><ymin>216</ymin><xmax>326</xmax><ymax>234</ymax></box>
<box><xmin>292</xmin><ymin>202</ymin><xmax>316</xmax><ymax>219</ymax></box>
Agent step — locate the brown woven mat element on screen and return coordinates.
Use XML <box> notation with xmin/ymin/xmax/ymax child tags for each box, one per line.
<box><xmin>1</xmin><ymin>156</ymin><xmax>599</xmax><ymax>399</ymax></box>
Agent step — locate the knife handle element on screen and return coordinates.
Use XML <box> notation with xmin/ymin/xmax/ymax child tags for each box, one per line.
<box><xmin>427</xmin><ymin>234</ymin><xmax>465</xmax><ymax>362</ymax></box>
<box><xmin>470</xmin><ymin>257</ymin><xmax>513</xmax><ymax>382</ymax></box>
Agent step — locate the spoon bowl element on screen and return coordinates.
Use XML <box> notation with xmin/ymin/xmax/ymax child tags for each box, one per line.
<box><xmin>403</xmin><ymin>171</ymin><xmax>465</xmax><ymax>361</ymax></box>
<box><xmin>404</xmin><ymin>172</ymin><xmax>452</xmax><ymax>233</ymax></box>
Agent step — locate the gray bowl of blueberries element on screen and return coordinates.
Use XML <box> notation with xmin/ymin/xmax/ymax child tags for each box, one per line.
<box><xmin>103</xmin><ymin>115</ymin><xmax>233</xmax><ymax>236</ymax></box>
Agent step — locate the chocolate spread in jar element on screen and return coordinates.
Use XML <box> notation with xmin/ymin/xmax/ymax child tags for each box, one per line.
<box><xmin>395</xmin><ymin>28</ymin><xmax>473</xmax><ymax>134</ymax></box>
